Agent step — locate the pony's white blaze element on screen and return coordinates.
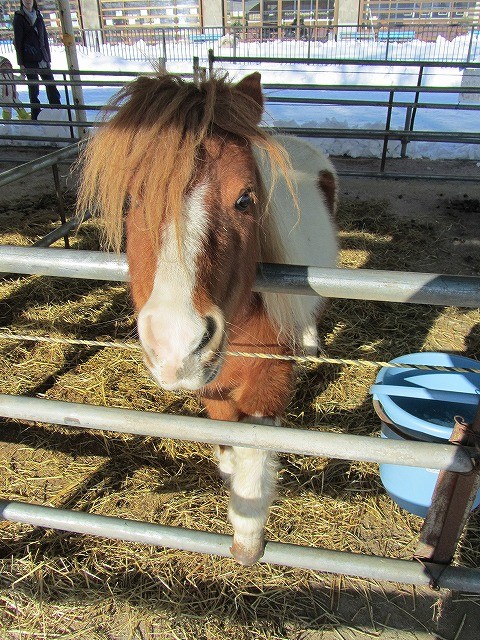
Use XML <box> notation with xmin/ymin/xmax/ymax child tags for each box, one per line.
<box><xmin>137</xmin><ymin>184</ymin><xmax>222</xmax><ymax>391</ymax></box>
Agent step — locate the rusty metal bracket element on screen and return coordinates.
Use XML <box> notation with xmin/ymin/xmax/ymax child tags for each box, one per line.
<box><xmin>415</xmin><ymin>403</ymin><xmax>480</xmax><ymax>570</ymax></box>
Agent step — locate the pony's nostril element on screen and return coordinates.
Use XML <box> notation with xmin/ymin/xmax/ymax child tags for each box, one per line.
<box><xmin>196</xmin><ymin>315</ymin><xmax>217</xmax><ymax>352</ymax></box>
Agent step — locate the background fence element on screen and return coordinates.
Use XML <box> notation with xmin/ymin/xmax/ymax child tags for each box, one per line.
<box><xmin>1</xmin><ymin>23</ymin><xmax>480</xmax><ymax>62</ymax></box>
<box><xmin>1</xmin><ymin>64</ymin><xmax>479</xmax><ymax>179</ymax></box>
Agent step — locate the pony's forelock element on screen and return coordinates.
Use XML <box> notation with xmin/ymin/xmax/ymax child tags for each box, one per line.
<box><xmin>76</xmin><ymin>72</ymin><xmax>295</xmax><ymax>254</ymax></box>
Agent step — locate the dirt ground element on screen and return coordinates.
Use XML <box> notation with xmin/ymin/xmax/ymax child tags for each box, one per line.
<box><xmin>0</xmin><ymin>148</ymin><xmax>479</xmax><ymax>640</ymax></box>
<box><xmin>335</xmin><ymin>156</ymin><xmax>480</xmax><ymax>277</ymax></box>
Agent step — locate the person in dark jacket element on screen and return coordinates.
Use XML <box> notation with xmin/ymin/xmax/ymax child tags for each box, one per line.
<box><xmin>13</xmin><ymin>0</ymin><xmax>61</xmax><ymax>120</ymax></box>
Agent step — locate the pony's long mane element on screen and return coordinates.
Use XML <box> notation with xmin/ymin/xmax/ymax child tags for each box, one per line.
<box><xmin>76</xmin><ymin>73</ymin><xmax>293</xmax><ymax>257</ymax></box>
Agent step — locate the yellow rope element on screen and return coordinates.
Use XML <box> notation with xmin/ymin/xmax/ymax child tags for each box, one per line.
<box><xmin>1</xmin><ymin>331</ymin><xmax>480</xmax><ymax>374</ymax></box>
<box><xmin>224</xmin><ymin>350</ymin><xmax>480</xmax><ymax>373</ymax></box>
<box><xmin>0</xmin><ymin>332</ymin><xmax>142</xmax><ymax>352</ymax></box>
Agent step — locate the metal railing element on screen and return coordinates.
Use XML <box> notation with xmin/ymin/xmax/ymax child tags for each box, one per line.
<box><xmin>1</xmin><ymin>23</ymin><xmax>479</xmax><ymax>62</ymax></box>
<box><xmin>0</xmin><ymin>245</ymin><xmax>480</xmax><ymax>591</ymax></box>
<box><xmin>3</xmin><ymin>245</ymin><xmax>480</xmax><ymax>308</ymax></box>
<box><xmin>1</xmin><ymin>66</ymin><xmax>479</xmax><ymax>177</ymax></box>
<box><xmin>1</xmin><ymin>100</ymin><xmax>480</xmax><ymax>589</ymax></box>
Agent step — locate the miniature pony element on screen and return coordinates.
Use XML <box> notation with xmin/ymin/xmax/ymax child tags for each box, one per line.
<box><xmin>77</xmin><ymin>72</ymin><xmax>338</xmax><ymax>565</ymax></box>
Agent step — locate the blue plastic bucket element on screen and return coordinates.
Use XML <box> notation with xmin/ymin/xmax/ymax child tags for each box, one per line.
<box><xmin>371</xmin><ymin>352</ymin><xmax>480</xmax><ymax>517</ymax></box>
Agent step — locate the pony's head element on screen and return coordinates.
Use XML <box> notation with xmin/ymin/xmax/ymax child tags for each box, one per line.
<box><xmin>77</xmin><ymin>72</ymin><xmax>290</xmax><ymax>390</ymax></box>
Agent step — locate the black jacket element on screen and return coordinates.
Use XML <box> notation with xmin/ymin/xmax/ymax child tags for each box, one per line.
<box><xmin>13</xmin><ymin>8</ymin><xmax>51</xmax><ymax>66</ymax></box>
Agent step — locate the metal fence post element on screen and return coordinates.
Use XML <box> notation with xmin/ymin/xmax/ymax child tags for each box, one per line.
<box><xmin>380</xmin><ymin>90</ymin><xmax>394</xmax><ymax>172</ymax></box>
<box><xmin>208</xmin><ymin>49</ymin><xmax>214</xmax><ymax>75</ymax></box>
<box><xmin>402</xmin><ymin>64</ymin><xmax>424</xmax><ymax>158</ymax></box>
<box><xmin>401</xmin><ymin>106</ymin><xmax>412</xmax><ymax>158</ymax></box>
<box><xmin>62</xmin><ymin>71</ymin><xmax>75</xmax><ymax>140</ymax></box>
<box><xmin>162</xmin><ymin>29</ymin><xmax>167</xmax><ymax>62</ymax></box>
<box><xmin>50</xmin><ymin>163</ymin><xmax>69</xmax><ymax>248</ymax></box>
<box><xmin>384</xmin><ymin>27</ymin><xmax>391</xmax><ymax>61</ymax></box>
<box><xmin>466</xmin><ymin>25</ymin><xmax>475</xmax><ymax>64</ymax></box>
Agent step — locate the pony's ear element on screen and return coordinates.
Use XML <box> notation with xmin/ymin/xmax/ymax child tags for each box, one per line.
<box><xmin>235</xmin><ymin>72</ymin><xmax>263</xmax><ymax>122</ymax></box>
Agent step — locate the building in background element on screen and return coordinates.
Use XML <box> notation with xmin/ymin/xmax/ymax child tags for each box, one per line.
<box><xmin>226</xmin><ymin>1</ymin><xmax>335</xmax><ymax>28</ymax></box>
<box><xmin>362</xmin><ymin>0</ymin><xmax>480</xmax><ymax>23</ymax></box>
<box><xmin>1</xmin><ymin>0</ymin><xmax>80</xmax><ymax>29</ymax></box>
<box><xmin>96</xmin><ymin>0</ymin><xmax>202</xmax><ymax>28</ymax></box>
<box><xmin>0</xmin><ymin>0</ymin><xmax>479</xmax><ymax>31</ymax></box>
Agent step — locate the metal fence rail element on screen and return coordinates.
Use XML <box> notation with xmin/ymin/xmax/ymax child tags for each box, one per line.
<box><xmin>1</xmin><ymin>23</ymin><xmax>479</xmax><ymax>63</ymax></box>
<box><xmin>0</xmin><ymin>249</ymin><xmax>480</xmax><ymax>591</ymax></box>
<box><xmin>1</xmin><ymin>66</ymin><xmax>479</xmax><ymax>177</ymax></box>
<box><xmin>2</xmin><ymin>245</ymin><xmax>480</xmax><ymax>307</ymax></box>
<box><xmin>0</xmin><ymin>143</ymin><xmax>79</xmax><ymax>187</ymax></box>
<box><xmin>0</xmin><ymin>394</ymin><xmax>474</xmax><ymax>472</ymax></box>
<box><xmin>1</xmin><ymin>83</ymin><xmax>480</xmax><ymax>589</ymax></box>
<box><xmin>2</xmin><ymin>499</ymin><xmax>480</xmax><ymax>592</ymax></box>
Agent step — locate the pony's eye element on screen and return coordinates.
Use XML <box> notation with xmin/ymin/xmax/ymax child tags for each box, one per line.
<box><xmin>234</xmin><ymin>191</ymin><xmax>253</xmax><ymax>212</ymax></box>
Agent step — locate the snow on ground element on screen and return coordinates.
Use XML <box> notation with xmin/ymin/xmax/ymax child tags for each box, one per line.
<box><xmin>1</xmin><ymin>35</ymin><xmax>479</xmax><ymax>161</ymax></box>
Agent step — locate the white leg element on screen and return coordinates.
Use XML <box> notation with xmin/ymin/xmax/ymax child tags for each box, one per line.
<box><xmin>214</xmin><ymin>444</ymin><xmax>234</xmax><ymax>481</ymax></box>
<box><xmin>229</xmin><ymin>416</ymin><xmax>279</xmax><ymax>566</ymax></box>
<box><xmin>301</xmin><ymin>323</ymin><xmax>319</xmax><ymax>356</ymax></box>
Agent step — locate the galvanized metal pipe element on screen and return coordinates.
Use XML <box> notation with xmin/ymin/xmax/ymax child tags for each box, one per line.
<box><xmin>1</xmin><ymin>500</ymin><xmax>479</xmax><ymax>592</ymax></box>
<box><xmin>33</xmin><ymin>212</ymin><xmax>92</xmax><ymax>249</ymax></box>
<box><xmin>264</xmin><ymin>84</ymin><xmax>480</xmax><ymax>95</ymax></box>
<box><xmin>211</xmin><ymin>54</ymin><xmax>480</xmax><ymax>70</ymax></box>
<box><xmin>0</xmin><ymin>143</ymin><xmax>79</xmax><ymax>188</ymax></box>
<box><xmin>267</xmin><ymin>96</ymin><xmax>480</xmax><ymax>110</ymax></box>
<box><xmin>259</xmin><ymin>263</ymin><xmax>480</xmax><ymax>307</ymax></box>
<box><xmin>0</xmin><ymin>394</ymin><xmax>473</xmax><ymax>472</ymax></box>
<box><xmin>1</xmin><ymin>246</ymin><xmax>479</xmax><ymax>307</ymax></box>
<box><xmin>338</xmin><ymin>170</ymin><xmax>480</xmax><ymax>183</ymax></box>
<box><xmin>0</xmin><ymin>133</ymin><xmax>79</xmax><ymax>144</ymax></box>
<box><xmin>0</xmin><ymin>245</ymin><xmax>128</xmax><ymax>281</ymax></box>
<box><xmin>275</xmin><ymin>127</ymin><xmax>480</xmax><ymax>143</ymax></box>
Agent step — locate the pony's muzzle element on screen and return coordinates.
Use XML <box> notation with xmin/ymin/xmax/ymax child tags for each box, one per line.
<box><xmin>138</xmin><ymin>305</ymin><xmax>226</xmax><ymax>391</ymax></box>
